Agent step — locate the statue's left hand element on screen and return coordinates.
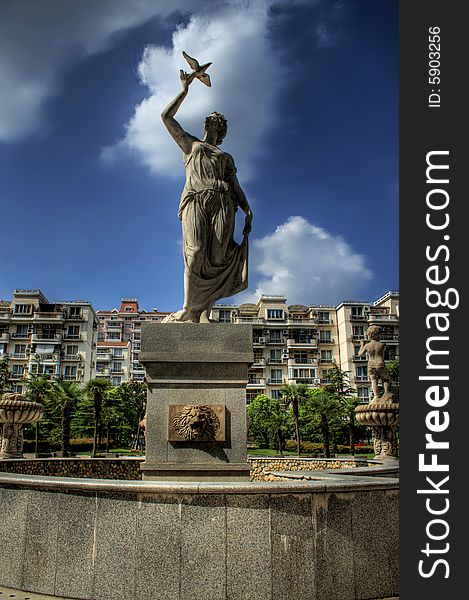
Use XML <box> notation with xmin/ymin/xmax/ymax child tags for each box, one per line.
<box><xmin>180</xmin><ymin>70</ymin><xmax>195</xmax><ymax>92</ymax></box>
<box><xmin>243</xmin><ymin>212</ymin><xmax>252</xmax><ymax>237</ymax></box>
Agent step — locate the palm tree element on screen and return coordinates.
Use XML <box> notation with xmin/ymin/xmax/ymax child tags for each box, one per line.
<box><xmin>280</xmin><ymin>383</ymin><xmax>309</xmax><ymax>454</ymax></box>
<box><xmin>25</xmin><ymin>374</ymin><xmax>52</xmax><ymax>456</ymax></box>
<box><xmin>307</xmin><ymin>389</ymin><xmax>341</xmax><ymax>458</ymax></box>
<box><xmin>342</xmin><ymin>396</ymin><xmax>361</xmax><ymax>455</ymax></box>
<box><xmin>84</xmin><ymin>379</ymin><xmax>112</xmax><ymax>457</ymax></box>
<box><xmin>47</xmin><ymin>380</ymin><xmax>82</xmax><ymax>456</ymax></box>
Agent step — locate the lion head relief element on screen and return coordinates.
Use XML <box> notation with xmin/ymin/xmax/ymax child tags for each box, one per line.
<box><xmin>172</xmin><ymin>405</ymin><xmax>220</xmax><ymax>441</ymax></box>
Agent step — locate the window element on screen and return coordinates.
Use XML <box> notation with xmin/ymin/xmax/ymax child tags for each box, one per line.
<box><xmin>14</xmin><ymin>304</ymin><xmax>32</xmax><ymax>314</ymax></box>
<box><xmin>358</xmin><ymin>387</ymin><xmax>370</xmax><ymax>402</ymax></box>
<box><xmin>218</xmin><ymin>309</ymin><xmax>232</xmax><ymax>323</ymax></box>
<box><xmin>320</xmin><ymin>350</ymin><xmax>332</xmax><ymax>363</ymax></box>
<box><xmin>12</xmin><ymin>365</ymin><xmax>25</xmax><ymax>376</ymax></box>
<box><xmin>269</xmin><ymin>369</ymin><xmax>283</xmax><ymax>384</ymax></box>
<box><xmin>268</xmin><ymin>330</ymin><xmax>282</xmax><ymax>343</ymax></box>
<box><xmin>294</xmin><ymin>351</ymin><xmax>309</xmax><ymax>364</ymax></box>
<box><xmin>111</xmin><ymin>377</ymin><xmax>121</xmax><ymax>386</ymax></box>
<box><xmin>68</xmin><ymin>306</ymin><xmax>82</xmax><ymax>317</ymax></box>
<box><xmin>267</xmin><ymin>309</ymin><xmax>284</xmax><ymax>320</ymax></box>
<box><xmin>289</xmin><ymin>368</ymin><xmax>317</xmax><ymax>380</ymax></box>
<box><xmin>319</xmin><ymin>330</ymin><xmax>332</xmax><ymax>342</ymax></box>
<box><xmin>246</xmin><ymin>389</ymin><xmax>263</xmax><ymax>403</ymax></box>
<box><xmin>355</xmin><ymin>366</ymin><xmax>368</xmax><ymax>381</ymax></box>
<box><xmin>317</xmin><ymin>311</ymin><xmax>330</xmax><ymax>323</ymax></box>
<box><xmin>269</xmin><ymin>349</ymin><xmax>282</xmax><ymax>363</ymax></box>
<box><xmin>111</xmin><ymin>361</ymin><xmax>122</xmax><ymax>373</ymax></box>
<box><xmin>66</xmin><ymin>325</ymin><xmax>80</xmax><ymax>338</ymax></box>
<box><xmin>113</xmin><ymin>349</ymin><xmax>123</xmax><ymax>358</ymax></box>
<box><xmin>64</xmin><ymin>365</ymin><xmax>77</xmax><ymax>379</ymax></box>
<box><xmin>66</xmin><ymin>345</ymin><xmax>79</xmax><ymax>356</ymax></box>
<box><xmin>271</xmin><ymin>389</ymin><xmax>282</xmax><ymax>400</ymax></box>
<box><xmin>352</xmin><ymin>325</ymin><xmax>365</xmax><ymax>338</ymax></box>
<box><xmin>15</xmin><ymin>325</ymin><xmax>29</xmax><ymax>336</ymax></box>
<box><xmin>351</xmin><ymin>306</ymin><xmax>364</xmax><ymax>317</ymax></box>
<box><xmin>13</xmin><ymin>344</ymin><xmax>26</xmax><ymax>356</ymax></box>
<box><xmin>353</xmin><ymin>345</ymin><xmax>361</xmax><ymax>358</ymax></box>
<box><xmin>107</xmin><ymin>333</ymin><xmax>120</xmax><ymax>340</ymax></box>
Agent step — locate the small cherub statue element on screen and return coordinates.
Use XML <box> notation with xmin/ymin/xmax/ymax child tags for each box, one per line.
<box><xmin>357</xmin><ymin>325</ymin><xmax>393</xmax><ymax>403</ymax></box>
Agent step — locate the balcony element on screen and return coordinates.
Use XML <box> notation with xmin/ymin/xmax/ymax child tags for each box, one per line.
<box><xmin>106</xmin><ymin>323</ymin><xmax>123</xmax><ymax>330</ymax></box>
<box><xmin>0</xmin><ymin>312</ymin><xmax>11</xmax><ymax>322</ymax></box>
<box><xmin>66</xmin><ymin>313</ymin><xmax>85</xmax><ymax>321</ymax></box>
<box><xmin>63</xmin><ymin>354</ymin><xmax>83</xmax><ymax>361</ymax></box>
<box><xmin>267</xmin><ymin>358</ymin><xmax>286</xmax><ymax>365</ymax></box>
<box><xmin>286</xmin><ymin>338</ymin><xmax>317</xmax><ymax>349</ymax></box>
<box><xmin>234</xmin><ymin>316</ymin><xmax>265</xmax><ymax>324</ymax></box>
<box><xmin>63</xmin><ymin>334</ymin><xmax>82</xmax><ymax>341</ymax></box>
<box><xmin>96</xmin><ymin>352</ymin><xmax>112</xmax><ymax>361</ymax></box>
<box><xmin>11</xmin><ymin>332</ymin><xmax>32</xmax><ymax>339</ymax></box>
<box><xmin>354</xmin><ymin>376</ymin><xmax>370</xmax><ymax>383</ymax></box>
<box><xmin>247</xmin><ymin>378</ymin><xmax>266</xmax><ymax>387</ymax></box>
<box><xmin>10</xmin><ymin>372</ymin><xmax>25</xmax><ymax>380</ymax></box>
<box><xmin>318</xmin><ymin>338</ymin><xmax>334</xmax><ymax>345</ymax></box>
<box><xmin>32</xmin><ymin>333</ymin><xmax>62</xmax><ymax>343</ymax></box>
<box><xmin>252</xmin><ymin>358</ymin><xmax>266</xmax><ymax>367</ymax></box>
<box><xmin>10</xmin><ymin>353</ymin><xmax>27</xmax><ymax>359</ymax></box>
<box><xmin>96</xmin><ymin>369</ymin><xmax>110</xmax><ymax>377</ymax></box>
<box><xmin>319</xmin><ymin>359</ymin><xmax>333</xmax><ymax>365</ymax></box>
<box><xmin>351</xmin><ymin>334</ymin><xmax>366</xmax><ymax>341</ymax></box>
<box><xmin>268</xmin><ymin>378</ymin><xmax>283</xmax><ymax>385</ymax></box>
<box><xmin>253</xmin><ymin>338</ymin><xmax>266</xmax><ymax>347</ymax></box>
<box><xmin>0</xmin><ymin>332</ymin><xmax>9</xmax><ymax>342</ymax></box>
<box><xmin>62</xmin><ymin>375</ymin><xmax>80</xmax><ymax>381</ymax></box>
<box><xmin>380</xmin><ymin>334</ymin><xmax>399</xmax><ymax>343</ymax></box>
<box><xmin>350</xmin><ymin>314</ymin><xmax>367</xmax><ymax>321</ymax></box>
<box><xmin>266</xmin><ymin>338</ymin><xmax>284</xmax><ymax>345</ymax></box>
<box><xmin>289</xmin><ymin>358</ymin><xmax>317</xmax><ymax>365</ymax></box>
<box><xmin>368</xmin><ymin>313</ymin><xmax>399</xmax><ymax>323</ymax></box>
<box><xmin>35</xmin><ymin>353</ymin><xmax>60</xmax><ymax>361</ymax></box>
<box><xmin>317</xmin><ymin>319</ymin><xmax>333</xmax><ymax>325</ymax></box>
<box><xmin>286</xmin><ymin>318</ymin><xmax>317</xmax><ymax>325</ymax></box>
<box><xmin>110</xmin><ymin>369</ymin><xmax>123</xmax><ymax>374</ymax></box>
<box><xmin>33</xmin><ymin>312</ymin><xmax>64</xmax><ymax>322</ymax></box>
<box><xmin>352</xmin><ymin>356</ymin><xmax>367</xmax><ymax>362</ymax></box>
<box><xmin>288</xmin><ymin>378</ymin><xmax>319</xmax><ymax>386</ymax></box>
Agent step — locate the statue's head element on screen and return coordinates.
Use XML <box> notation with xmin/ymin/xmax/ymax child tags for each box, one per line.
<box><xmin>205</xmin><ymin>112</ymin><xmax>227</xmax><ymax>145</ymax></box>
<box><xmin>367</xmin><ymin>325</ymin><xmax>381</xmax><ymax>340</ymax></box>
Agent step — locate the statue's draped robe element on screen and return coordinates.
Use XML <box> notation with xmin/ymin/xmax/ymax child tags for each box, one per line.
<box><xmin>178</xmin><ymin>140</ymin><xmax>248</xmax><ymax>313</ymax></box>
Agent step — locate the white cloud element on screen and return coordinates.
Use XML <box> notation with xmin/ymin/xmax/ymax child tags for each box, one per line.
<box><xmin>0</xmin><ymin>0</ymin><xmax>204</xmax><ymax>141</ymax></box>
<box><xmin>238</xmin><ymin>216</ymin><xmax>373</xmax><ymax>305</ymax></box>
<box><xmin>106</xmin><ymin>2</ymin><xmax>283</xmax><ymax>181</ymax></box>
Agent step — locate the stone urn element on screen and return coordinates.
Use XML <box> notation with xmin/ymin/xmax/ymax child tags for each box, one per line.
<box><xmin>0</xmin><ymin>393</ymin><xmax>44</xmax><ymax>458</ymax></box>
<box><xmin>355</xmin><ymin>400</ymin><xmax>399</xmax><ymax>460</ymax></box>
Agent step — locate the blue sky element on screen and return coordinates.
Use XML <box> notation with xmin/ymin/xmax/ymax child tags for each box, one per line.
<box><xmin>0</xmin><ymin>0</ymin><xmax>398</xmax><ymax>312</ymax></box>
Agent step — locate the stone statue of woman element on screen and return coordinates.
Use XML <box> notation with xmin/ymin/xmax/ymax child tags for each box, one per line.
<box><xmin>161</xmin><ymin>55</ymin><xmax>252</xmax><ymax>323</ymax></box>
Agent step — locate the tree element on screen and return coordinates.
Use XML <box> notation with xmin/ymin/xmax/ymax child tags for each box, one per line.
<box><xmin>84</xmin><ymin>379</ymin><xmax>112</xmax><ymax>457</ymax></box>
<box><xmin>325</xmin><ymin>364</ymin><xmax>354</xmax><ymax>403</ymax></box>
<box><xmin>279</xmin><ymin>383</ymin><xmax>309</xmax><ymax>454</ymax></box>
<box><xmin>247</xmin><ymin>394</ymin><xmax>291</xmax><ymax>454</ymax></box>
<box><xmin>24</xmin><ymin>374</ymin><xmax>52</xmax><ymax>456</ymax></box>
<box><xmin>0</xmin><ymin>356</ymin><xmax>12</xmax><ymax>394</ymax></box>
<box><xmin>307</xmin><ymin>389</ymin><xmax>341</xmax><ymax>458</ymax></box>
<box><xmin>47</xmin><ymin>380</ymin><xmax>82</xmax><ymax>456</ymax></box>
<box><xmin>386</xmin><ymin>357</ymin><xmax>399</xmax><ymax>401</ymax></box>
<box><xmin>341</xmin><ymin>396</ymin><xmax>361</xmax><ymax>455</ymax></box>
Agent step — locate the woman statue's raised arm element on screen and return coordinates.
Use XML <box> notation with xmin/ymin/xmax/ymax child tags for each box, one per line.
<box><xmin>161</xmin><ymin>70</ymin><xmax>197</xmax><ymax>155</ymax></box>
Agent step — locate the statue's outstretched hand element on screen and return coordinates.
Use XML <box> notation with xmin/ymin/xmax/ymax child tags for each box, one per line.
<box><xmin>180</xmin><ymin>70</ymin><xmax>195</xmax><ymax>92</ymax></box>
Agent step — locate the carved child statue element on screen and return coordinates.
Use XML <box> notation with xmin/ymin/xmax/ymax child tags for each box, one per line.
<box><xmin>357</xmin><ymin>325</ymin><xmax>393</xmax><ymax>403</ymax></box>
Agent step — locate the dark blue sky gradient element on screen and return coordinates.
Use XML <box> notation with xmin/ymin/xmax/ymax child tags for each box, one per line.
<box><xmin>0</xmin><ymin>0</ymin><xmax>398</xmax><ymax>311</ymax></box>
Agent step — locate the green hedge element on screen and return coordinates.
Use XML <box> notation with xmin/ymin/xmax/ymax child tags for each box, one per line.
<box><xmin>283</xmin><ymin>440</ymin><xmax>374</xmax><ymax>455</ymax></box>
<box><xmin>23</xmin><ymin>438</ymin><xmax>95</xmax><ymax>453</ymax></box>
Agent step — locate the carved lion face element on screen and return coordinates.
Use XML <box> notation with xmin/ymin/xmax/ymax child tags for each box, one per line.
<box><xmin>173</xmin><ymin>405</ymin><xmax>220</xmax><ymax>441</ymax></box>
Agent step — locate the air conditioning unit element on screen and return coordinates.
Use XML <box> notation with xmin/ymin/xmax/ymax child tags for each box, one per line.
<box><xmin>364</xmin><ymin>306</ymin><xmax>371</xmax><ymax>313</ymax></box>
<box><xmin>259</xmin><ymin>337</ymin><xmax>266</xmax><ymax>343</ymax></box>
<box><xmin>282</xmin><ymin>330</ymin><xmax>288</xmax><ymax>334</ymax></box>
<box><xmin>313</xmin><ymin>378</ymin><xmax>321</xmax><ymax>385</ymax></box>
<box><xmin>265</xmin><ymin>330</ymin><xmax>270</xmax><ymax>334</ymax></box>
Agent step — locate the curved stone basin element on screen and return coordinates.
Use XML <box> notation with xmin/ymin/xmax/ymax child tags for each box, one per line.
<box><xmin>0</xmin><ymin>393</ymin><xmax>43</xmax><ymax>458</ymax></box>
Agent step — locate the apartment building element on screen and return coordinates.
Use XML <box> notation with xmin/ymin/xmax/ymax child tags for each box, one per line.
<box><xmin>211</xmin><ymin>296</ymin><xmax>340</xmax><ymax>401</ymax></box>
<box><xmin>96</xmin><ymin>341</ymin><xmax>131</xmax><ymax>386</ymax></box>
<box><xmin>0</xmin><ymin>289</ymin><xmax>98</xmax><ymax>393</ymax></box>
<box><xmin>336</xmin><ymin>291</ymin><xmax>399</xmax><ymax>402</ymax></box>
<box><xmin>97</xmin><ymin>299</ymin><xmax>169</xmax><ymax>383</ymax></box>
<box><xmin>212</xmin><ymin>291</ymin><xmax>399</xmax><ymax>403</ymax></box>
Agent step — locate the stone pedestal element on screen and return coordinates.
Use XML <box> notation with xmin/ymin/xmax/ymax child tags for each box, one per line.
<box><xmin>139</xmin><ymin>323</ymin><xmax>253</xmax><ymax>481</ymax></box>
<box><xmin>0</xmin><ymin>395</ymin><xmax>43</xmax><ymax>459</ymax></box>
<box><xmin>355</xmin><ymin>401</ymin><xmax>399</xmax><ymax>460</ymax></box>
